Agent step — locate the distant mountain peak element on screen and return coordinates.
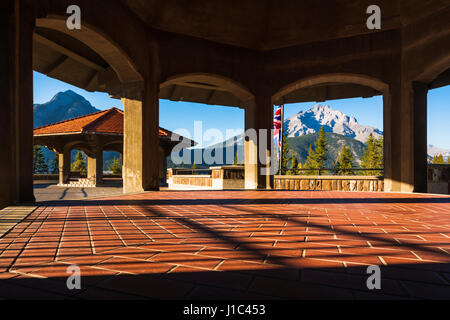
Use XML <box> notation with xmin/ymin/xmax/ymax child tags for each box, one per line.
<box><xmin>428</xmin><ymin>145</ymin><xmax>450</xmax><ymax>157</ymax></box>
<box><xmin>284</xmin><ymin>104</ymin><xmax>383</xmax><ymax>143</ymax></box>
<box><xmin>61</xmin><ymin>89</ymin><xmax>78</xmax><ymax>96</ymax></box>
<box><xmin>50</xmin><ymin>90</ymin><xmax>87</xmax><ymax>102</ymax></box>
<box><xmin>34</xmin><ymin>91</ymin><xmax>100</xmax><ymax>128</ymax></box>
<box><xmin>310</xmin><ymin>104</ymin><xmax>335</xmax><ymax>113</ymax></box>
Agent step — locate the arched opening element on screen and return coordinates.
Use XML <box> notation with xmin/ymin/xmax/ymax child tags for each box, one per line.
<box><xmin>272</xmin><ymin>74</ymin><xmax>390</xmax><ymax>192</ymax></box>
<box><xmin>160</xmin><ymin>73</ymin><xmax>255</xmax><ymax>190</ymax></box>
<box><xmin>103</xmin><ymin>142</ymin><xmax>123</xmax><ymax>186</ymax></box>
<box><xmin>35</xmin><ymin>17</ymin><xmax>142</xmax><ymax>86</ymax></box>
<box><xmin>32</xmin><ymin>16</ymin><xmax>142</xmax><ymax>201</ymax></box>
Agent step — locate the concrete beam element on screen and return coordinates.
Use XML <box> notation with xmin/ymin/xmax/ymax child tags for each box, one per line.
<box><xmin>34</xmin><ymin>33</ymin><xmax>106</xmax><ymax>72</ymax></box>
<box><xmin>43</xmin><ymin>54</ymin><xmax>69</xmax><ymax>74</ymax></box>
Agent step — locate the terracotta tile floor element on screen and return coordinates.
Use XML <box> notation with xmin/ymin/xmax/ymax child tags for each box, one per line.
<box><xmin>0</xmin><ymin>191</ymin><xmax>449</xmax><ymax>299</ymax></box>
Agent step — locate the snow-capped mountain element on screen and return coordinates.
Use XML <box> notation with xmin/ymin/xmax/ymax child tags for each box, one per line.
<box><xmin>428</xmin><ymin>145</ymin><xmax>450</xmax><ymax>157</ymax></box>
<box><xmin>284</xmin><ymin>104</ymin><xmax>383</xmax><ymax>142</ymax></box>
<box><xmin>34</xmin><ymin>90</ymin><xmax>100</xmax><ymax>128</ymax></box>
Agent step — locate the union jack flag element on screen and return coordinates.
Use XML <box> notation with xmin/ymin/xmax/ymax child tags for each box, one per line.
<box><xmin>273</xmin><ymin>105</ymin><xmax>283</xmax><ymax>160</ymax></box>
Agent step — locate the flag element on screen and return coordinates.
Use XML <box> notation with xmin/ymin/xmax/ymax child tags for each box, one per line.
<box><xmin>273</xmin><ymin>105</ymin><xmax>283</xmax><ymax>160</ymax></box>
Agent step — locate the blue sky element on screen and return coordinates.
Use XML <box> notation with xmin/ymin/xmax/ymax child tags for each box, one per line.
<box><xmin>284</xmin><ymin>96</ymin><xmax>384</xmax><ymax>130</ymax></box>
<box><xmin>34</xmin><ymin>71</ymin><xmax>450</xmax><ymax>149</ymax></box>
<box><xmin>428</xmin><ymin>86</ymin><xmax>450</xmax><ymax>149</ymax></box>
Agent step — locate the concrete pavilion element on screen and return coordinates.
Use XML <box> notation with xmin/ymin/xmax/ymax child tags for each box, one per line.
<box><xmin>33</xmin><ymin>108</ymin><xmax>195</xmax><ymax>187</ymax></box>
<box><xmin>1</xmin><ymin>0</ymin><xmax>450</xmax><ymax>208</ymax></box>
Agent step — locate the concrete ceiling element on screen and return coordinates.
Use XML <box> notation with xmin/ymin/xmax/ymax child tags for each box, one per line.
<box><xmin>121</xmin><ymin>0</ymin><xmax>450</xmax><ymax>50</ymax></box>
<box><xmin>430</xmin><ymin>68</ymin><xmax>450</xmax><ymax>90</ymax></box>
<box><xmin>33</xmin><ymin>27</ymin><xmax>113</xmax><ymax>92</ymax></box>
<box><xmin>273</xmin><ymin>83</ymin><xmax>382</xmax><ymax>106</ymax></box>
<box><xmin>32</xmin><ymin>1</ymin><xmax>450</xmax><ymax>108</ymax></box>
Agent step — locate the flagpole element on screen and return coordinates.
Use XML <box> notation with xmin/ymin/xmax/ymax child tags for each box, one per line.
<box><xmin>280</xmin><ymin>105</ymin><xmax>284</xmax><ymax>175</ymax></box>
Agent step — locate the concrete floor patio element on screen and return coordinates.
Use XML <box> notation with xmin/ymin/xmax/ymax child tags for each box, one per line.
<box><xmin>0</xmin><ymin>190</ymin><xmax>449</xmax><ymax>300</ymax></box>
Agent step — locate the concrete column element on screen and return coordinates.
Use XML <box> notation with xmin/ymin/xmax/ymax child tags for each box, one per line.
<box><xmin>122</xmin><ymin>80</ymin><xmax>160</xmax><ymax>193</ymax></box>
<box><xmin>58</xmin><ymin>149</ymin><xmax>71</xmax><ymax>185</ymax></box>
<box><xmin>0</xmin><ymin>0</ymin><xmax>35</xmax><ymax>208</ymax></box>
<box><xmin>244</xmin><ymin>103</ymin><xmax>259</xmax><ymax>189</ymax></box>
<box><xmin>87</xmin><ymin>150</ymin><xmax>103</xmax><ymax>186</ymax></box>
<box><xmin>383</xmin><ymin>88</ymin><xmax>402</xmax><ymax>192</ymax></box>
<box><xmin>387</xmin><ymin>72</ymin><xmax>426</xmax><ymax>193</ymax></box>
<box><xmin>383</xmin><ymin>50</ymin><xmax>409</xmax><ymax>193</ymax></box>
<box><xmin>244</xmin><ymin>94</ymin><xmax>273</xmax><ymax>189</ymax></box>
<box><xmin>158</xmin><ymin>146</ymin><xmax>167</xmax><ymax>184</ymax></box>
<box><xmin>412</xmin><ymin>82</ymin><xmax>428</xmax><ymax>193</ymax></box>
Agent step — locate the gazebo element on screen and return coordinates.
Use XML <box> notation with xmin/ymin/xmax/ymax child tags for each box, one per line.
<box><xmin>34</xmin><ymin>108</ymin><xmax>195</xmax><ymax>187</ymax></box>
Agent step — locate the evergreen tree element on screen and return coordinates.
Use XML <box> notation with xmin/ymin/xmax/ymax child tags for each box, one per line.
<box><xmin>303</xmin><ymin>127</ymin><xmax>328</xmax><ymax>175</ymax></box>
<box><xmin>33</xmin><ymin>145</ymin><xmax>48</xmax><ymax>174</ymax></box>
<box><xmin>50</xmin><ymin>153</ymin><xmax>59</xmax><ymax>174</ymax></box>
<box><xmin>361</xmin><ymin>134</ymin><xmax>383</xmax><ymax>176</ymax></box>
<box><xmin>288</xmin><ymin>153</ymin><xmax>299</xmax><ymax>175</ymax></box>
<box><xmin>71</xmin><ymin>151</ymin><xmax>87</xmax><ymax>175</ymax></box>
<box><xmin>297</xmin><ymin>162</ymin><xmax>303</xmax><ymax>175</ymax></box>
<box><xmin>233</xmin><ymin>152</ymin><xmax>238</xmax><ymax>166</ymax></box>
<box><xmin>432</xmin><ymin>154</ymin><xmax>445</xmax><ymax>164</ymax></box>
<box><xmin>335</xmin><ymin>146</ymin><xmax>355</xmax><ymax>175</ymax></box>
<box><xmin>376</xmin><ymin>137</ymin><xmax>384</xmax><ymax>170</ymax></box>
<box><xmin>280</xmin><ymin>135</ymin><xmax>290</xmax><ymax>175</ymax></box>
<box><xmin>108</xmin><ymin>157</ymin><xmax>122</xmax><ymax>175</ymax></box>
<box><xmin>313</xmin><ymin>127</ymin><xmax>328</xmax><ymax>169</ymax></box>
<box><xmin>304</xmin><ymin>144</ymin><xmax>317</xmax><ymax>175</ymax></box>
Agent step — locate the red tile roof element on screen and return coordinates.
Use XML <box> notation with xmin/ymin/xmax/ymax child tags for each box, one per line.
<box><xmin>34</xmin><ymin>108</ymin><xmax>170</xmax><ymax>137</ymax></box>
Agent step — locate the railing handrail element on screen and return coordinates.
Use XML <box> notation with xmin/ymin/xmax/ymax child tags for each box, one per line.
<box><xmin>280</xmin><ymin>168</ymin><xmax>384</xmax><ymax>176</ymax></box>
<box><xmin>172</xmin><ymin>168</ymin><xmax>212</xmax><ymax>176</ymax></box>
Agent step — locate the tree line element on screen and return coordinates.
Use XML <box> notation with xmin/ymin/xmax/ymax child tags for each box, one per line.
<box><xmin>280</xmin><ymin>127</ymin><xmax>385</xmax><ymax>176</ymax></box>
<box><xmin>431</xmin><ymin>154</ymin><xmax>450</xmax><ymax>164</ymax></box>
<box><xmin>33</xmin><ymin>147</ymin><xmax>123</xmax><ymax>175</ymax></box>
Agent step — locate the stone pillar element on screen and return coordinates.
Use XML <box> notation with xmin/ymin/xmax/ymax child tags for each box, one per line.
<box><xmin>383</xmin><ymin>87</ymin><xmax>402</xmax><ymax>192</ymax></box>
<box><xmin>158</xmin><ymin>145</ymin><xmax>168</xmax><ymax>184</ymax></box>
<box><xmin>87</xmin><ymin>149</ymin><xmax>103</xmax><ymax>186</ymax></box>
<box><xmin>244</xmin><ymin>94</ymin><xmax>273</xmax><ymax>189</ymax></box>
<box><xmin>412</xmin><ymin>82</ymin><xmax>428</xmax><ymax>193</ymax></box>
<box><xmin>244</xmin><ymin>103</ymin><xmax>259</xmax><ymax>190</ymax></box>
<box><xmin>387</xmin><ymin>72</ymin><xmax>426</xmax><ymax>193</ymax></box>
<box><xmin>122</xmin><ymin>80</ymin><xmax>160</xmax><ymax>193</ymax></box>
<box><xmin>0</xmin><ymin>0</ymin><xmax>35</xmax><ymax>208</ymax></box>
<box><xmin>384</xmin><ymin>50</ymin><xmax>409</xmax><ymax>193</ymax></box>
<box><xmin>58</xmin><ymin>149</ymin><xmax>71</xmax><ymax>185</ymax></box>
